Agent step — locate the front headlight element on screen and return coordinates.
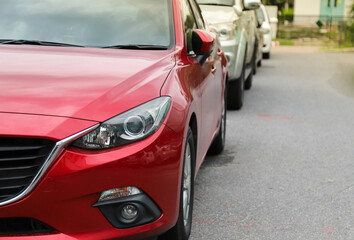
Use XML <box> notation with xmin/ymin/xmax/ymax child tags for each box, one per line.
<box><xmin>72</xmin><ymin>97</ymin><xmax>171</xmax><ymax>150</ymax></box>
<box><xmin>210</xmin><ymin>22</ymin><xmax>236</xmax><ymax>41</ymax></box>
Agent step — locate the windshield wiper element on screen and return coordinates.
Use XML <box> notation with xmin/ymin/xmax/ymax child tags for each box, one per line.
<box><xmin>102</xmin><ymin>44</ymin><xmax>168</xmax><ymax>50</ymax></box>
<box><xmin>200</xmin><ymin>3</ymin><xmax>232</xmax><ymax>6</ymax></box>
<box><xmin>0</xmin><ymin>39</ymin><xmax>84</xmax><ymax>47</ymax></box>
<box><xmin>0</xmin><ymin>40</ymin><xmax>168</xmax><ymax>50</ymax></box>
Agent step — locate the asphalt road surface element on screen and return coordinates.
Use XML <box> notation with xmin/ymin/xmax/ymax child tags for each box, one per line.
<box><xmin>190</xmin><ymin>47</ymin><xmax>354</xmax><ymax>240</ymax></box>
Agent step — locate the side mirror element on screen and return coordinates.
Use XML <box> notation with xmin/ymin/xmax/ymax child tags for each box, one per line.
<box><xmin>233</xmin><ymin>5</ymin><xmax>243</xmax><ymax>16</ymax></box>
<box><xmin>243</xmin><ymin>0</ymin><xmax>261</xmax><ymax>10</ymax></box>
<box><xmin>270</xmin><ymin>17</ymin><xmax>278</xmax><ymax>24</ymax></box>
<box><xmin>260</xmin><ymin>22</ymin><xmax>271</xmax><ymax>34</ymax></box>
<box><xmin>260</xmin><ymin>27</ymin><xmax>270</xmax><ymax>34</ymax></box>
<box><xmin>192</xmin><ymin>30</ymin><xmax>215</xmax><ymax>66</ymax></box>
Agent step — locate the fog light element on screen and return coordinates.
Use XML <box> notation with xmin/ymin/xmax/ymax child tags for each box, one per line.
<box><xmin>92</xmin><ymin>191</ymin><xmax>162</xmax><ymax>229</ymax></box>
<box><xmin>121</xmin><ymin>204</ymin><xmax>139</xmax><ymax>220</ymax></box>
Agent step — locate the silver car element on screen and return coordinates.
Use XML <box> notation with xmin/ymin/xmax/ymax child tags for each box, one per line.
<box><xmin>198</xmin><ymin>0</ymin><xmax>260</xmax><ymax>110</ymax></box>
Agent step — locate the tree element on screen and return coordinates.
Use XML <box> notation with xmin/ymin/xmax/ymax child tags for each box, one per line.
<box><xmin>263</xmin><ymin>0</ymin><xmax>294</xmax><ymax>10</ymax></box>
<box><xmin>345</xmin><ymin>3</ymin><xmax>354</xmax><ymax>45</ymax></box>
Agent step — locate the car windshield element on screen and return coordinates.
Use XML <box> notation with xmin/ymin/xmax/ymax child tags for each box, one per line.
<box><xmin>197</xmin><ymin>0</ymin><xmax>235</xmax><ymax>6</ymax></box>
<box><xmin>256</xmin><ymin>8</ymin><xmax>266</xmax><ymax>22</ymax></box>
<box><xmin>0</xmin><ymin>0</ymin><xmax>173</xmax><ymax>48</ymax></box>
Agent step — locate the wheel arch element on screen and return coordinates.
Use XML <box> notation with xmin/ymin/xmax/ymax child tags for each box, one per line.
<box><xmin>188</xmin><ymin>113</ymin><xmax>197</xmax><ymax>177</ymax></box>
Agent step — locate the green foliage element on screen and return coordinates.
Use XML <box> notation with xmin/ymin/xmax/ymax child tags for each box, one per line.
<box><xmin>278</xmin><ymin>7</ymin><xmax>294</xmax><ymax>23</ymax></box>
<box><xmin>345</xmin><ymin>3</ymin><xmax>354</xmax><ymax>45</ymax></box>
<box><xmin>346</xmin><ymin>22</ymin><xmax>354</xmax><ymax>45</ymax></box>
<box><xmin>282</xmin><ymin>8</ymin><xmax>293</xmax><ymax>16</ymax></box>
<box><xmin>277</xmin><ymin>29</ymin><xmax>326</xmax><ymax>39</ymax></box>
<box><xmin>264</xmin><ymin>0</ymin><xmax>286</xmax><ymax>5</ymax></box>
<box><xmin>264</xmin><ymin>0</ymin><xmax>294</xmax><ymax>8</ymax></box>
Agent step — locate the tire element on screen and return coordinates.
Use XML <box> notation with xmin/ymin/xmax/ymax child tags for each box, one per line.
<box><xmin>263</xmin><ymin>52</ymin><xmax>270</xmax><ymax>59</ymax></box>
<box><xmin>252</xmin><ymin>45</ymin><xmax>257</xmax><ymax>76</ymax></box>
<box><xmin>158</xmin><ymin>128</ymin><xmax>195</xmax><ymax>240</ymax></box>
<box><xmin>208</xmin><ymin>83</ymin><xmax>226</xmax><ymax>155</ymax></box>
<box><xmin>227</xmin><ymin>54</ymin><xmax>245</xmax><ymax>110</ymax></box>
<box><xmin>253</xmin><ymin>58</ymin><xmax>257</xmax><ymax>75</ymax></box>
<box><xmin>227</xmin><ymin>76</ymin><xmax>243</xmax><ymax>110</ymax></box>
<box><xmin>244</xmin><ymin>69</ymin><xmax>252</xmax><ymax>90</ymax></box>
<box><xmin>244</xmin><ymin>55</ymin><xmax>255</xmax><ymax>91</ymax></box>
<box><xmin>245</xmin><ymin>45</ymin><xmax>257</xmax><ymax>90</ymax></box>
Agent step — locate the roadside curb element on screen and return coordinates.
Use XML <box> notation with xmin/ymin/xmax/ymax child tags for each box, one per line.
<box><xmin>321</xmin><ymin>48</ymin><xmax>354</xmax><ymax>53</ymax></box>
<box><xmin>272</xmin><ymin>45</ymin><xmax>354</xmax><ymax>53</ymax></box>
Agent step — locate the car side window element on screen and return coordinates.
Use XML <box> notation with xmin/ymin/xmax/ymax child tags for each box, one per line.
<box><xmin>181</xmin><ymin>0</ymin><xmax>198</xmax><ymax>54</ymax></box>
<box><xmin>189</xmin><ymin>0</ymin><xmax>205</xmax><ymax>29</ymax></box>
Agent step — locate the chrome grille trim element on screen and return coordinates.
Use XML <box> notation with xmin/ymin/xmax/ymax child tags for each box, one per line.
<box><xmin>0</xmin><ymin>124</ymin><xmax>99</xmax><ymax>207</ymax></box>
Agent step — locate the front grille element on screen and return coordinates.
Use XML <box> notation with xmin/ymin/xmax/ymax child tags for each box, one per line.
<box><xmin>0</xmin><ymin>218</ymin><xmax>53</xmax><ymax>235</ymax></box>
<box><xmin>0</xmin><ymin>137</ymin><xmax>55</xmax><ymax>203</ymax></box>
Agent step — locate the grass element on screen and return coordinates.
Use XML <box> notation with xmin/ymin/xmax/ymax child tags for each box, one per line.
<box><xmin>275</xmin><ymin>37</ymin><xmax>353</xmax><ymax>49</ymax></box>
<box><xmin>274</xmin><ymin>38</ymin><xmax>294</xmax><ymax>46</ymax></box>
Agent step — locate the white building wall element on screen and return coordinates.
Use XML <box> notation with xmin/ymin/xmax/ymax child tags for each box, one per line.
<box><xmin>294</xmin><ymin>0</ymin><xmax>321</xmax><ymax>26</ymax></box>
<box><xmin>294</xmin><ymin>0</ymin><xmax>321</xmax><ymax>15</ymax></box>
<box><xmin>344</xmin><ymin>0</ymin><xmax>354</xmax><ymax>18</ymax></box>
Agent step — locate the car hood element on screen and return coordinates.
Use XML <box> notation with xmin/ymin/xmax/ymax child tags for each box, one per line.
<box><xmin>0</xmin><ymin>45</ymin><xmax>175</xmax><ymax>122</ymax></box>
<box><xmin>199</xmin><ymin>5</ymin><xmax>237</xmax><ymax>24</ymax></box>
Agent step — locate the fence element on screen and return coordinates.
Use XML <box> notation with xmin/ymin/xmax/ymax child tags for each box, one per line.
<box><xmin>276</xmin><ymin>15</ymin><xmax>354</xmax><ymax>47</ymax></box>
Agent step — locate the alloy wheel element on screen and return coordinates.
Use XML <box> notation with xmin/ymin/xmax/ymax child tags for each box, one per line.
<box><xmin>183</xmin><ymin>143</ymin><xmax>192</xmax><ymax>228</ymax></box>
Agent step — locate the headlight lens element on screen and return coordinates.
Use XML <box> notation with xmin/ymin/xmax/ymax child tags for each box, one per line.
<box><xmin>210</xmin><ymin>23</ymin><xmax>236</xmax><ymax>41</ymax></box>
<box><xmin>72</xmin><ymin>97</ymin><xmax>171</xmax><ymax>149</ymax></box>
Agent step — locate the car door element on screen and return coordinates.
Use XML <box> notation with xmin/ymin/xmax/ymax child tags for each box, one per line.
<box><xmin>190</xmin><ymin>0</ymin><xmax>224</xmax><ymax>152</ymax></box>
<box><xmin>181</xmin><ymin>0</ymin><xmax>223</xmax><ymax>160</ymax></box>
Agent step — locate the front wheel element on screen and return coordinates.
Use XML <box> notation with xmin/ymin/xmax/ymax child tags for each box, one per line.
<box><xmin>244</xmin><ymin>67</ymin><xmax>253</xmax><ymax>90</ymax></box>
<box><xmin>227</xmin><ymin>48</ymin><xmax>246</xmax><ymax>110</ymax></box>
<box><xmin>252</xmin><ymin>46</ymin><xmax>257</xmax><ymax>75</ymax></box>
<box><xmin>159</xmin><ymin>128</ymin><xmax>195</xmax><ymax>240</ymax></box>
<box><xmin>227</xmin><ymin>77</ymin><xmax>243</xmax><ymax>110</ymax></box>
<box><xmin>245</xmin><ymin>47</ymin><xmax>256</xmax><ymax>90</ymax></box>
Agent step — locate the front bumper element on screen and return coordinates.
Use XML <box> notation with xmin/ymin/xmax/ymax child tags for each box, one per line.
<box><xmin>0</xmin><ymin>124</ymin><xmax>184</xmax><ymax>239</ymax></box>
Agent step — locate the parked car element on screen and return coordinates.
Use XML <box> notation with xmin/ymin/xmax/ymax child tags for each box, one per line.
<box><xmin>256</xmin><ymin>4</ymin><xmax>278</xmax><ymax>59</ymax></box>
<box><xmin>0</xmin><ymin>0</ymin><xmax>227</xmax><ymax>239</ymax></box>
<box><xmin>198</xmin><ymin>0</ymin><xmax>260</xmax><ymax>110</ymax></box>
<box><xmin>253</xmin><ymin>10</ymin><xmax>264</xmax><ymax>73</ymax></box>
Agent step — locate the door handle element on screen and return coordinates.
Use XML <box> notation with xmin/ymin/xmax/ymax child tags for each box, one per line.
<box><xmin>217</xmin><ymin>48</ymin><xmax>223</xmax><ymax>56</ymax></box>
<box><xmin>211</xmin><ymin>65</ymin><xmax>217</xmax><ymax>74</ymax></box>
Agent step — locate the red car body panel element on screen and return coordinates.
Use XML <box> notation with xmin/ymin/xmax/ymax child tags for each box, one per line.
<box><xmin>0</xmin><ymin>0</ymin><xmax>227</xmax><ymax>239</ymax></box>
<box><xmin>0</xmin><ymin>45</ymin><xmax>176</xmax><ymax>123</ymax></box>
<box><xmin>1</xmin><ymin>125</ymin><xmax>183</xmax><ymax>240</ymax></box>
<box><xmin>0</xmin><ymin>112</ymin><xmax>98</xmax><ymax>140</ymax></box>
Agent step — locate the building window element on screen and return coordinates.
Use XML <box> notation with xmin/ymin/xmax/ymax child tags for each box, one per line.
<box><xmin>327</xmin><ymin>0</ymin><xmax>330</xmax><ymax>7</ymax></box>
<box><xmin>334</xmin><ymin>0</ymin><xmax>337</xmax><ymax>7</ymax></box>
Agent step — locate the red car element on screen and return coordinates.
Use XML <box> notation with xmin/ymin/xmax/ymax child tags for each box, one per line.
<box><xmin>0</xmin><ymin>0</ymin><xmax>227</xmax><ymax>239</ymax></box>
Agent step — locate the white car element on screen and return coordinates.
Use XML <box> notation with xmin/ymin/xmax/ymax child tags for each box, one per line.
<box><xmin>256</xmin><ymin>4</ymin><xmax>277</xmax><ymax>59</ymax></box>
